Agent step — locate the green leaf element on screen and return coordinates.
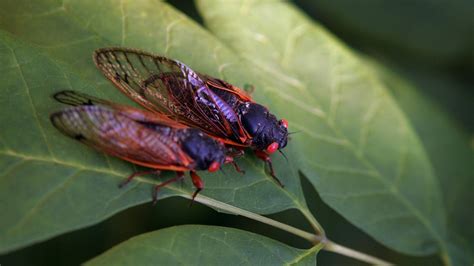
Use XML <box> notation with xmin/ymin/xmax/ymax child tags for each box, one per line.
<box><xmin>375</xmin><ymin>63</ymin><xmax>474</xmax><ymax>265</ymax></box>
<box><xmin>196</xmin><ymin>0</ymin><xmax>446</xmax><ymax>256</ymax></box>
<box><xmin>0</xmin><ymin>1</ymin><xmax>312</xmax><ymax>254</ymax></box>
<box><xmin>0</xmin><ymin>32</ymin><xmax>157</xmax><ymax>253</ymax></box>
<box><xmin>85</xmin><ymin>225</ymin><xmax>320</xmax><ymax>265</ymax></box>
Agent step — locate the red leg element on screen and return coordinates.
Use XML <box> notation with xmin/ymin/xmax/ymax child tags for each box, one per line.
<box><xmin>226</xmin><ymin>148</ymin><xmax>245</xmax><ymax>158</ymax></box>
<box><xmin>119</xmin><ymin>170</ymin><xmax>161</xmax><ymax>188</ymax></box>
<box><xmin>225</xmin><ymin>156</ymin><xmax>245</xmax><ymax>174</ymax></box>
<box><xmin>151</xmin><ymin>172</ymin><xmax>185</xmax><ymax>205</ymax></box>
<box><xmin>190</xmin><ymin>171</ymin><xmax>204</xmax><ymax>205</ymax></box>
<box><xmin>254</xmin><ymin>151</ymin><xmax>284</xmax><ymax>188</ymax></box>
<box><xmin>176</xmin><ymin>171</ymin><xmax>185</xmax><ymax>187</ymax></box>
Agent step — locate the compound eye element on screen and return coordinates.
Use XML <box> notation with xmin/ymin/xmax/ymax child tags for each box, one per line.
<box><xmin>208</xmin><ymin>161</ymin><xmax>220</xmax><ymax>172</ymax></box>
<box><xmin>280</xmin><ymin>119</ymin><xmax>288</xmax><ymax>128</ymax></box>
<box><xmin>266</xmin><ymin>142</ymin><xmax>279</xmax><ymax>154</ymax></box>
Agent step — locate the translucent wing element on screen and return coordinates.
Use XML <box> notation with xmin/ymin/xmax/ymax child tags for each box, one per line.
<box><xmin>201</xmin><ymin>75</ymin><xmax>253</xmax><ymax>102</ymax></box>
<box><xmin>93</xmin><ymin>48</ymin><xmax>248</xmax><ymax>145</ymax></box>
<box><xmin>50</xmin><ymin>105</ymin><xmax>192</xmax><ymax>170</ymax></box>
<box><xmin>53</xmin><ymin>90</ymin><xmax>188</xmax><ymax>129</ymax></box>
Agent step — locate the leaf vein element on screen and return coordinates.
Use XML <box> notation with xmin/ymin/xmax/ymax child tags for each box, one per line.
<box><xmin>0</xmin><ymin>157</ymin><xmax>26</xmax><ymax>180</ymax></box>
<box><xmin>99</xmin><ymin>182</ymin><xmax>141</xmax><ymax>216</ymax></box>
<box><xmin>7</xmin><ymin>169</ymin><xmax>81</xmax><ymax>235</ymax></box>
<box><xmin>164</xmin><ymin>18</ymin><xmax>184</xmax><ymax>55</ymax></box>
<box><xmin>119</xmin><ymin>0</ymin><xmax>127</xmax><ymax>46</ymax></box>
<box><xmin>10</xmin><ymin>48</ymin><xmax>55</xmax><ymax>160</ymax></box>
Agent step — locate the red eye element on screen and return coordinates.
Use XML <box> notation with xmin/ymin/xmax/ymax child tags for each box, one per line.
<box><xmin>208</xmin><ymin>161</ymin><xmax>220</xmax><ymax>172</ymax></box>
<box><xmin>266</xmin><ymin>142</ymin><xmax>279</xmax><ymax>154</ymax></box>
<box><xmin>280</xmin><ymin>119</ymin><xmax>288</xmax><ymax>128</ymax></box>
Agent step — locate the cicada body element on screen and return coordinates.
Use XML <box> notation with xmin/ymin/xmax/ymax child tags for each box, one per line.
<box><xmin>93</xmin><ymin>48</ymin><xmax>289</xmax><ymax>186</ymax></box>
<box><xmin>50</xmin><ymin>91</ymin><xmax>229</xmax><ymax>202</ymax></box>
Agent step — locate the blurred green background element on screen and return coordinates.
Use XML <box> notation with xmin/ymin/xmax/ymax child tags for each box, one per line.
<box><xmin>1</xmin><ymin>0</ymin><xmax>472</xmax><ymax>265</ymax></box>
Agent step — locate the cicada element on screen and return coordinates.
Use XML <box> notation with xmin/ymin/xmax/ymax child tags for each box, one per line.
<box><xmin>93</xmin><ymin>48</ymin><xmax>289</xmax><ymax>186</ymax></box>
<box><xmin>50</xmin><ymin>91</ymin><xmax>234</xmax><ymax>202</ymax></box>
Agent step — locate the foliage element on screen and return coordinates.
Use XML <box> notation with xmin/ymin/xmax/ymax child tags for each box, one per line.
<box><xmin>0</xmin><ymin>0</ymin><xmax>471</xmax><ymax>265</ymax></box>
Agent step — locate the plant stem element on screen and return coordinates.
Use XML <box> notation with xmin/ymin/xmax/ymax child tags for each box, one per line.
<box><xmin>133</xmin><ymin>178</ymin><xmax>392</xmax><ymax>265</ymax></box>
<box><xmin>324</xmin><ymin>240</ymin><xmax>393</xmax><ymax>265</ymax></box>
<box><xmin>300</xmin><ymin>207</ymin><xmax>325</xmax><ymax>236</ymax></box>
<box><xmin>189</xmin><ymin>194</ymin><xmax>325</xmax><ymax>244</ymax></box>
<box><xmin>188</xmin><ymin>194</ymin><xmax>392</xmax><ymax>265</ymax></box>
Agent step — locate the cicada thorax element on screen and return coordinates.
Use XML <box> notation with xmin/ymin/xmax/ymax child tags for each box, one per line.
<box><xmin>177</xmin><ymin>128</ymin><xmax>226</xmax><ymax>171</ymax></box>
<box><xmin>205</xmin><ymin>80</ymin><xmax>288</xmax><ymax>153</ymax></box>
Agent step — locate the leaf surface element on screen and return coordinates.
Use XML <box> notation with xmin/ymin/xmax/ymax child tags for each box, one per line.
<box><xmin>196</xmin><ymin>0</ymin><xmax>446</xmax><ymax>255</ymax></box>
<box><xmin>0</xmin><ymin>0</ymin><xmax>309</xmax><ymax>253</ymax></box>
<box><xmin>376</xmin><ymin>63</ymin><xmax>474</xmax><ymax>265</ymax></box>
<box><xmin>86</xmin><ymin>225</ymin><xmax>320</xmax><ymax>266</ymax></box>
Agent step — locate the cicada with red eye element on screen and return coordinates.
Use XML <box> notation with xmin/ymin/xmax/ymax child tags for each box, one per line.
<box><xmin>93</xmin><ymin>48</ymin><xmax>289</xmax><ymax>186</ymax></box>
<box><xmin>50</xmin><ymin>90</ymin><xmax>236</xmax><ymax>202</ymax></box>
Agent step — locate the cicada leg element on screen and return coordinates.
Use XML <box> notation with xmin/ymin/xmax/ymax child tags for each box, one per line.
<box><xmin>176</xmin><ymin>171</ymin><xmax>185</xmax><ymax>187</ymax></box>
<box><xmin>151</xmin><ymin>172</ymin><xmax>186</xmax><ymax>205</ymax></box>
<box><xmin>119</xmin><ymin>170</ymin><xmax>161</xmax><ymax>188</ymax></box>
<box><xmin>254</xmin><ymin>150</ymin><xmax>284</xmax><ymax>188</ymax></box>
<box><xmin>189</xmin><ymin>171</ymin><xmax>204</xmax><ymax>205</ymax></box>
<box><xmin>225</xmin><ymin>147</ymin><xmax>246</xmax><ymax>174</ymax></box>
<box><xmin>225</xmin><ymin>156</ymin><xmax>245</xmax><ymax>175</ymax></box>
<box><xmin>226</xmin><ymin>147</ymin><xmax>245</xmax><ymax>158</ymax></box>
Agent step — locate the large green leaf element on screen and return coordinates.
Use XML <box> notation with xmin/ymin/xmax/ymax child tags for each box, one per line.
<box><xmin>86</xmin><ymin>225</ymin><xmax>320</xmax><ymax>265</ymax></box>
<box><xmin>196</xmin><ymin>0</ymin><xmax>446</xmax><ymax>256</ymax></box>
<box><xmin>0</xmin><ymin>1</ymin><xmax>312</xmax><ymax>254</ymax></box>
<box><xmin>375</xmin><ymin>63</ymin><xmax>474</xmax><ymax>265</ymax></box>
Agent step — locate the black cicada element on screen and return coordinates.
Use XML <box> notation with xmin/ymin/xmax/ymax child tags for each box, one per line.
<box><xmin>51</xmin><ymin>90</ymin><xmax>235</xmax><ymax>202</ymax></box>
<box><xmin>93</xmin><ymin>48</ymin><xmax>289</xmax><ymax>186</ymax></box>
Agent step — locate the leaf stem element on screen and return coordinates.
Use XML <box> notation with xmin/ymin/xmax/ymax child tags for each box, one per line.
<box><xmin>188</xmin><ymin>194</ymin><xmax>324</xmax><ymax>244</ymax></box>
<box><xmin>300</xmin><ymin>207</ymin><xmax>325</xmax><ymax>236</ymax></box>
<box><xmin>187</xmin><ymin>194</ymin><xmax>392</xmax><ymax>265</ymax></box>
<box><xmin>324</xmin><ymin>240</ymin><xmax>393</xmax><ymax>265</ymax></box>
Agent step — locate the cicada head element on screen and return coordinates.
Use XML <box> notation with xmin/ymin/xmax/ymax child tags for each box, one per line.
<box><xmin>181</xmin><ymin>129</ymin><xmax>226</xmax><ymax>172</ymax></box>
<box><xmin>240</xmin><ymin>103</ymin><xmax>288</xmax><ymax>154</ymax></box>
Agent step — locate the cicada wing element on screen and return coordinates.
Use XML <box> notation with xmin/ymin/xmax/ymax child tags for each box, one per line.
<box><xmin>50</xmin><ymin>105</ymin><xmax>192</xmax><ymax>169</ymax></box>
<box><xmin>53</xmin><ymin>90</ymin><xmax>113</xmax><ymax>106</ymax></box>
<box><xmin>53</xmin><ymin>90</ymin><xmax>188</xmax><ymax>129</ymax></box>
<box><xmin>201</xmin><ymin>75</ymin><xmax>253</xmax><ymax>102</ymax></box>
<box><xmin>94</xmin><ymin>48</ymin><xmax>248</xmax><ymax>144</ymax></box>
